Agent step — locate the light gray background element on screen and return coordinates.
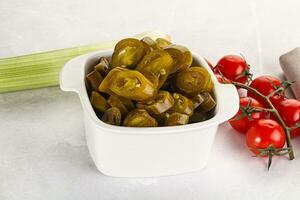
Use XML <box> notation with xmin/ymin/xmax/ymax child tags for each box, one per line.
<box><xmin>1</xmin><ymin>0</ymin><xmax>300</xmax><ymax>199</ymax></box>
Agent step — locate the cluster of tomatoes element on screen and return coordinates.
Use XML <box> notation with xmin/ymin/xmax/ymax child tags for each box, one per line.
<box><xmin>206</xmin><ymin>55</ymin><xmax>300</xmax><ymax>159</ymax></box>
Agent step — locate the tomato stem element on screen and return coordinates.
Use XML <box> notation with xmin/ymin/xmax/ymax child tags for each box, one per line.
<box><xmin>266</xmin><ymin>87</ymin><xmax>284</xmax><ymax>98</ymax></box>
<box><xmin>291</xmin><ymin>122</ymin><xmax>300</xmax><ymax>130</ymax></box>
<box><xmin>232</xmin><ymin>81</ymin><xmax>295</xmax><ymax>160</ymax></box>
<box><xmin>244</xmin><ymin>107</ymin><xmax>274</xmax><ymax>113</ymax></box>
<box><xmin>267</xmin><ymin>152</ymin><xmax>273</xmax><ymax>171</ymax></box>
<box><xmin>253</xmin><ymin>145</ymin><xmax>291</xmax><ymax>170</ymax></box>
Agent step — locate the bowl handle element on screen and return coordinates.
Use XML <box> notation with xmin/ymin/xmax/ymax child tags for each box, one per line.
<box><xmin>59</xmin><ymin>55</ymin><xmax>86</xmax><ymax>93</ymax></box>
<box><xmin>215</xmin><ymin>83</ymin><xmax>240</xmax><ymax>122</ymax></box>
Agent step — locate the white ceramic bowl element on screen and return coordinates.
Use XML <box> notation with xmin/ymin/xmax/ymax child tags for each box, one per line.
<box><xmin>60</xmin><ymin>50</ymin><xmax>239</xmax><ymax>177</ymax></box>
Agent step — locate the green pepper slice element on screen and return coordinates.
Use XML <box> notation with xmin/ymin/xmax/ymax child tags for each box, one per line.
<box><xmin>111</xmin><ymin>38</ymin><xmax>145</xmax><ymax>68</ymax></box>
<box><xmin>156</xmin><ymin>38</ymin><xmax>171</xmax><ymax>48</ymax></box>
<box><xmin>199</xmin><ymin>91</ymin><xmax>216</xmax><ymax>112</ymax></box>
<box><xmin>101</xmin><ymin>107</ymin><xmax>122</xmax><ymax>126</ymax></box>
<box><xmin>136</xmin><ymin>90</ymin><xmax>174</xmax><ymax>115</ymax></box>
<box><xmin>86</xmin><ymin>70</ymin><xmax>103</xmax><ymax>91</ymax></box>
<box><xmin>98</xmin><ymin>67</ymin><xmax>127</xmax><ymax>94</ymax></box>
<box><xmin>101</xmin><ymin>70</ymin><xmax>156</xmax><ymax>101</ymax></box>
<box><xmin>141</xmin><ymin>37</ymin><xmax>158</xmax><ymax>54</ymax></box>
<box><xmin>152</xmin><ymin>112</ymin><xmax>169</xmax><ymax>126</ymax></box>
<box><xmin>164</xmin><ymin>44</ymin><xmax>192</xmax><ymax>73</ymax></box>
<box><xmin>94</xmin><ymin>57</ymin><xmax>110</xmax><ymax>77</ymax></box>
<box><xmin>90</xmin><ymin>91</ymin><xmax>109</xmax><ymax>112</ymax></box>
<box><xmin>136</xmin><ymin>49</ymin><xmax>173</xmax><ymax>89</ymax></box>
<box><xmin>189</xmin><ymin>112</ymin><xmax>207</xmax><ymax>123</ymax></box>
<box><xmin>170</xmin><ymin>93</ymin><xmax>194</xmax><ymax>116</ymax></box>
<box><xmin>164</xmin><ymin>112</ymin><xmax>189</xmax><ymax>126</ymax></box>
<box><xmin>192</xmin><ymin>93</ymin><xmax>205</xmax><ymax>109</ymax></box>
<box><xmin>173</xmin><ymin>67</ymin><xmax>214</xmax><ymax>97</ymax></box>
<box><xmin>142</xmin><ymin>71</ymin><xmax>159</xmax><ymax>89</ymax></box>
<box><xmin>107</xmin><ymin>95</ymin><xmax>134</xmax><ymax>116</ymax></box>
<box><xmin>123</xmin><ymin>109</ymin><xmax>158</xmax><ymax>127</ymax></box>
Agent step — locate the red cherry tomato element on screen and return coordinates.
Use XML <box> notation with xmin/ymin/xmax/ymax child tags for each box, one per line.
<box><xmin>215</xmin><ymin>55</ymin><xmax>250</xmax><ymax>84</ymax></box>
<box><xmin>215</xmin><ymin>74</ymin><xmax>232</xmax><ymax>84</ymax></box>
<box><xmin>247</xmin><ymin>75</ymin><xmax>285</xmax><ymax>107</ymax></box>
<box><xmin>229</xmin><ymin>97</ymin><xmax>265</xmax><ymax>133</ymax></box>
<box><xmin>292</xmin><ymin>129</ymin><xmax>300</xmax><ymax>138</ymax></box>
<box><xmin>275</xmin><ymin>99</ymin><xmax>300</xmax><ymax>137</ymax></box>
<box><xmin>246</xmin><ymin>119</ymin><xmax>286</xmax><ymax>155</ymax></box>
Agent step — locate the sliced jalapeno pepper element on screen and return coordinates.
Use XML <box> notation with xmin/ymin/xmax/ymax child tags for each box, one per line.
<box><xmin>101</xmin><ymin>107</ymin><xmax>122</xmax><ymax>126</ymax></box>
<box><xmin>136</xmin><ymin>90</ymin><xmax>174</xmax><ymax>115</ymax></box>
<box><xmin>199</xmin><ymin>91</ymin><xmax>216</xmax><ymax>112</ymax></box>
<box><xmin>189</xmin><ymin>112</ymin><xmax>207</xmax><ymax>123</ymax></box>
<box><xmin>192</xmin><ymin>93</ymin><xmax>205</xmax><ymax>109</ymax></box>
<box><xmin>141</xmin><ymin>37</ymin><xmax>158</xmax><ymax>54</ymax></box>
<box><xmin>164</xmin><ymin>112</ymin><xmax>189</xmax><ymax>126</ymax></box>
<box><xmin>152</xmin><ymin>112</ymin><xmax>169</xmax><ymax>126</ymax></box>
<box><xmin>136</xmin><ymin>49</ymin><xmax>173</xmax><ymax>89</ymax></box>
<box><xmin>100</xmin><ymin>69</ymin><xmax>156</xmax><ymax>101</ymax></box>
<box><xmin>87</xmin><ymin>36</ymin><xmax>219</xmax><ymax>127</ymax></box>
<box><xmin>90</xmin><ymin>91</ymin><xmax>109</xmax><ymax>112</ymax></box>
<box><xmin>170</xmin><ymin>93</ymin><xmax>194</xmax><ymax>116</ymax></box>
<box><xmin>173</xmin><ymin>67</ymin><xmax>214</xmax><ymax>97</ymax></box>
<box><xmin>156</xmin><ymin>38</ymin><xmax>171</xmax><ymax>48</ymax></box>
<box><xmin>107</xmin><ymin>95</ymin><xmax>134</xmax><ymax>116</ymax></box>
<box><xmin>99</xmin><ymin>67</ymin><xmax>126</xmax><ymax>94</ymax></box>
<box><xmin>94</xmin><ymin>57</ymin><xmax>110</xmax><ymax>77</ymax></box>
<box><xmin>142</xmin><ymin>71</ymin><xmax>159</xmax><ymax>89</ymax></box>
<box><xmin>111</xmin><ymin>38</ymin><xmax>145</xmax><ymax>68</ymax></box>
<box><xmin>123</xmin><ymin>109</ymin><xmax>158</xmax><ymax>127</ymax></box>
<box><xmin>164</xmin><ymin>44</ymin><xmax>192</xmax><ymax>73</ymax></box>
<box><xmin>86</xmin><ymin>70</ymin><xmax>103</xmax><ymax>91</ymax></box>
